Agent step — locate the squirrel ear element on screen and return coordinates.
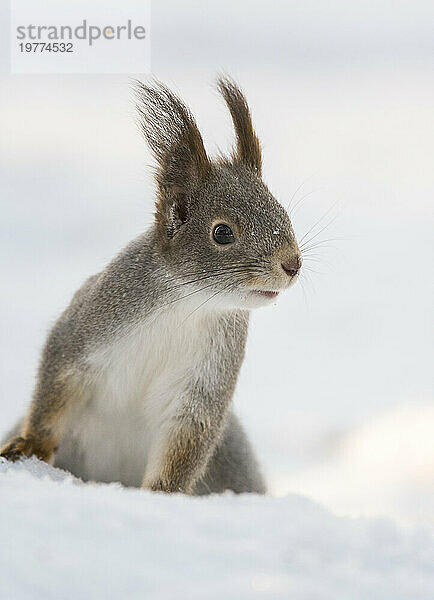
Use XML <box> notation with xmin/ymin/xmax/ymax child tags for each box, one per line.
<box><xmin>134</xmin><ymin>79</ymin><xmax>210</xmax><ymax>237</ymax></box>
<box><xmin>217</xmin><ymin>76</ymin><xmax>262</xmax><ymax>176</ymax></box>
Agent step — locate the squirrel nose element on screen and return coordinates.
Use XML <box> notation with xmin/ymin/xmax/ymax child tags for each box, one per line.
<box><xmin>281</xmin><ymin>255</ymin><xmax>302</xmax><ymax>278</ymax></box>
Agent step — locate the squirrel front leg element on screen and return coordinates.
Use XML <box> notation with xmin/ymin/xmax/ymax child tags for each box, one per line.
<box><xmin>142</xmin><ymin>316</ymin><xmax>248</xmax><ymax>494</ymax></box>
<box><xmin>142</xmin><ymin>403</ymin><xmax>228</xmax><ymax>494</ymax></box>
<box><xmin>1</xmin><ymin>367</ymin><xmax>79</xmax><ymax>463</ymax></box>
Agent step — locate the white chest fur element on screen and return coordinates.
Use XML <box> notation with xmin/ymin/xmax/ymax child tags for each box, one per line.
<box><xmin>56</xmin><ymin>304</ymin><xmax>214</xmax><ymax>486</ymax></box>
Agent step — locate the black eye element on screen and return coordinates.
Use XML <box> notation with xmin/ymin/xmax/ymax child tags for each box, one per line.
<box><xmin>213</xmin><ymin>223</ymin><xmax>235</xmax><ymax>245</ymax></box>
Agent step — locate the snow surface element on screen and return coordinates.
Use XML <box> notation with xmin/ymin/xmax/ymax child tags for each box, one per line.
<box><xmin>1</xmin><ymin>457</ymin><xmax>433</xmax><ymax>600</ymax></box>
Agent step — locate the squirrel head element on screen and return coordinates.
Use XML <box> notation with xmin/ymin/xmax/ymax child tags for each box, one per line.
<box><xmin>135</xmin><ymin>76</ymin><xmax>301</xmax><ymax>310</ymax></box>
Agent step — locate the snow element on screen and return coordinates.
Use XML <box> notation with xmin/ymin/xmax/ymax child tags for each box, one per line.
<box><xmin>270</xmin><ymin>404</ymin><xmax>434</xmax><ymax>526</ymax></box>
<box><xmin>1</xmin><ymin>457</ymin><xmax>433</xmax><ymax>600</ymax></box>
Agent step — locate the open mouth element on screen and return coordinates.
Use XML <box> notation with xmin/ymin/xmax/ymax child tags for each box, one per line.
<box><xmin>251</xmin><ymin>290</ymin><xmax>280</xmax><ymax>299</ymax></box>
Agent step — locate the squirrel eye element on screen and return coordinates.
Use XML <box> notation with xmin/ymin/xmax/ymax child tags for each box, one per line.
<box><xmin>213</xmin><ymin>223</ymin><xmax>235</xmax><ymax>245</ymax></box>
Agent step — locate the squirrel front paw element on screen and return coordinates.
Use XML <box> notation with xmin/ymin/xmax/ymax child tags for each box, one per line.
<box><xmin>0</xmin><ymin>435</ymin><xmax>52</xmax><ymax>462</ymax></box>
<box><xmin>143</xmin><ymin>478</ymin><xmax>191</xmax><ymax>494</ymax></box>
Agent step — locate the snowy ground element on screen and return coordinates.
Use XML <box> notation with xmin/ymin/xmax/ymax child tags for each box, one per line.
<box><xmin>1</xmin><ymin>457</ymin><xmax>434</xmax><ymax>600</ymax></box>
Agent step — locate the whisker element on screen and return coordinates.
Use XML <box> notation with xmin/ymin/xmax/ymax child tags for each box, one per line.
<box><xmin>302</xmin><ymin>265</ymin><xmax>322</xmax><ymax>275</ymax></box>
<box><xmin>164</xmin><ymin>261</ymin><xmax>264</xmax><ymax>281</ymax></box>
<box><xmin>301</xmin><ymin>236</ymin><xmax>344</xmax><ymax>253</ymax></box>
<box><xmin>301</xmin><ymin>257</ymin><xmax>323</xmax><ymax>264</ymax></box>
<box><xmin>161</xmin><ymin>280</ymin><xmax>222</xmax><ymax>310</ymax></box>
<box><xmin>167</xmin><ymin>266</ymin><xmax>265</xmax><ymax>292</ymax></box>
<box><xmin>285</xmin><ymin>173</ymin><xmax>316</xmax><ymax>212</ymax></box>
<box><xmin>299</xmin><ymin>277</ymin><xmax>310</xmax><ymax>308</ymax></box>
<box><xmin>289</xmin><ymin>189</ymin><xmax>316</xmax><ymax>218</ymax></box>
<box><xmin>138</xmin><ymin>259</ymin><xmax>264</xmax><ymax>283</ymax></box>
<box><xmin>298</xmin><ymin>200</ymin><xmax>340</xmax><ymax>246</ymax></box>
<box><xmin>161</xmin><ymin>267</ymin><xmax>264</xmax><ymax>310</ymax></box>
<box><xmin>176</xmin><ymin>262</ymin><xmax>265</xmax><ymax>277</ymax></box>
<box><xmin>179</xmin><ymin>259</ymin><xmax>264</xmax><ymax>276</ymax></box>
<box><xmin>181</xmin><ymin>280</ymin><xmax>235</xmax><ymax>324</ymax></box>
<box><xmin>300</xmin><ymin>252</ymin><xmax>324</xmax><ymax>259</ymax></box>
<box><xmin>299</xmin><ymin>214</ymin><xmax>339</xmax><ymax>250</ymax></box>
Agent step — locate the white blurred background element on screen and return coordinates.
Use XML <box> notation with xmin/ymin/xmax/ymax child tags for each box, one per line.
<box><xmin>1</xmin><ymin>1</ymin><xmax>433</xmax><ymax>526</ymax></box>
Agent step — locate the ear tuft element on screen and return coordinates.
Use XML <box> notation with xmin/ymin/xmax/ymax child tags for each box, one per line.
<box><xmin>217</xmin><ymin>76</ymin><xmax>262</xmax><ymax>175</ymax></box>
<box><xmin>133</xmin><ymin>79</ymin><xmax>210</xmax><ymax>237</ymax></box>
